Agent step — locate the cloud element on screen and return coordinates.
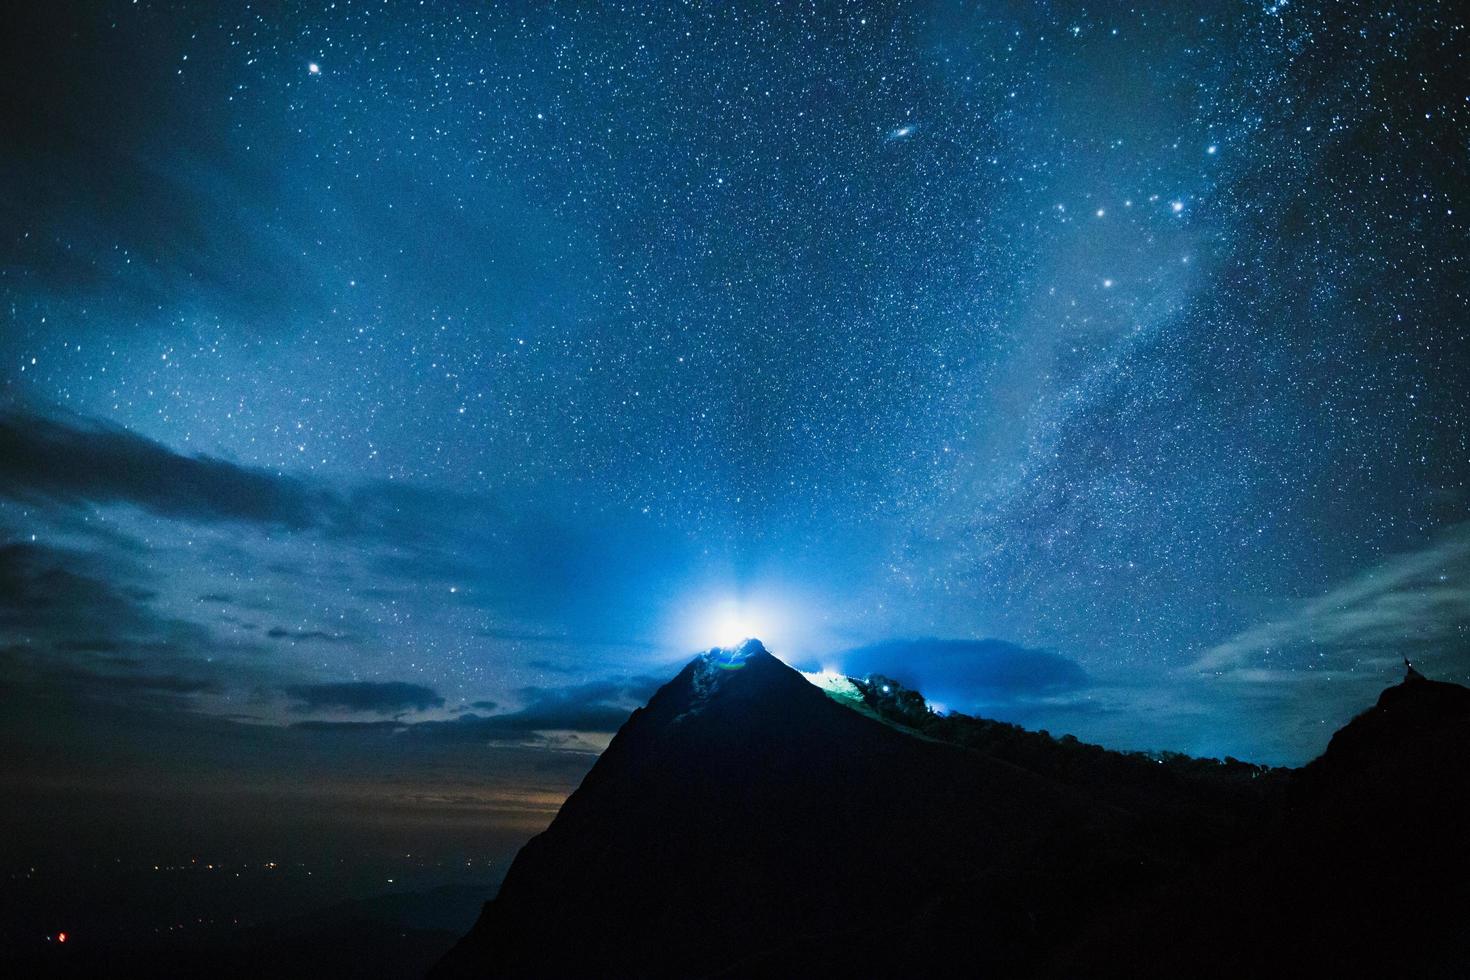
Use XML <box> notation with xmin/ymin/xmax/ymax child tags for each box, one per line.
<box><xmin>283</xmin><ymin>681</ymin><xmax>445</xmax><ymax>715</ymax></box>
<box><xmin>0</xmin><ymin>539</ymin><xmax>275</xmax><ymax>724</ymax></box>
<box><xmin>0</xmin><ymin>643</ymin><xmax>220</xmax><ymax>708</ymax></box>
<box><xmin>470</xmin><ymin>677</ymin><xmax>663</xmax><ymax>733</ymax></box>
<box><xmin>291</xmin><ymin>719</ymin><xmax>404</xmax><ymax>734</ymax></box>
<box><xmin>0</xmin><ymin>540</ymin><xmax>205</xmax><ymax>645</ymax></box>
<box><xmin>290</xmin><ymin>675</ymin><xmax>663</xmax><ymax>741</ymax></box>
<box><xmin>2</xmin><ymin>407</ymin><xmax>703</xmax><ymax>651</ymax></box>
<box><xmin>102</xmin><ymin>672</ymin><xmax>220</xmax><ymax>695</ymax></box>
<box><xmin>266</xmin><ymin>627</ymin><xmax>349</xmax><ymax>643</ymax></box>
<box><xmin>1197</xmin><ymin>524</ymin><xmax>1470</xmax><ymax>673</ymax></box>
<box><xmin>53</xmin><ymin>638</ymin><xmax>126</xmax><ymax>654</ymax></box>
<box><xmin>0</xmin><ymin>405</ymin><xmax>342</xmax><ymax>528</ymax></box>
<box><xmin>474</xmin><ymin>626</ymin><xmax>660</xmax><ymax>651</ymax></box>
<box><xmin>827</xmin><ymin>637</ymin><xmax>1090</xmax><ymax>706</ymax></box>
<box><xmin>0</xmin><ymin>409</ymin><xmax>682</xmax><ymax>747</ymax></box>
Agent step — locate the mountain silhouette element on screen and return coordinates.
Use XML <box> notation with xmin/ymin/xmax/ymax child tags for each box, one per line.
<box><xmin>434</xmin><ymin>643</ymin><xmax>1470</xmax><ymax>978</ymax></box>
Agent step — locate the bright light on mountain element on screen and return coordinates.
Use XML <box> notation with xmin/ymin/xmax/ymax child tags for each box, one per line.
<box><xmin>665</xmin><ymin>589</ymin><xmax>799</xmax><ymax>653</ymax></box>
<box><xmin>663</xmin><ymin>584</ymin><xmax>841</xmax><ymax>661</ymax></box>
<box><xmin>705</xmin><ymin>598</ymin><xmax>774</xmax><ymax>648</ymax></box>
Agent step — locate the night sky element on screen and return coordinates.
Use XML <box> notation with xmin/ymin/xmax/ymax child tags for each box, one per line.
<box><xmin>3</xmin><ymin>0</ymin><xmax>1469</xmax><ymax>903</ymax></box>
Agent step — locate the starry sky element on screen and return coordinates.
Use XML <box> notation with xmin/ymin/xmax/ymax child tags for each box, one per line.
<box><xmin>2</xmin><ymin>0</ymin><xmax>1469</xmax><ymax>877</ymax></box>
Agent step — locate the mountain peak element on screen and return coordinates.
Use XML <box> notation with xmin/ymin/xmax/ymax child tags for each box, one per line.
<box><xmin>671</xmin><ymin>638</ymin><xmax>813</xmax><ymax>721</ymax></box>
<box><xmin>1306</xmin><ymin>664</ymin><xmax>1470</xmax><ymax>783</ymax></box>
<box><xmin>699</xmin><ymin>636</ymin><xmax>769</xmax><ymax>667</ymax></box>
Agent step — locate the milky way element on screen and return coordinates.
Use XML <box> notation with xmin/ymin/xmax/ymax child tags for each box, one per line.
<box><xmin>2</xmin><ymin>1</ymin><xmax>1467</xmax><ymax>771</ymax></box>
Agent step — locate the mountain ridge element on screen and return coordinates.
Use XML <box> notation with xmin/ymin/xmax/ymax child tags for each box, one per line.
<box><xmin>434</xmin><ymin>643</ymin><xmax>1470</xmax><ymax>978</ymax></box>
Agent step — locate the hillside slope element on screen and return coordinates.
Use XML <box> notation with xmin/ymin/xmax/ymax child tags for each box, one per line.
<box><xmin>435</xmin><ymin>640</ymin><xmax>1299</xmax><ymax>977</ymax></box>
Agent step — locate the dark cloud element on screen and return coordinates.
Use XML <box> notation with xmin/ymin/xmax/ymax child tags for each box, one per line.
<box><xmin>0</xmin><ymin>405</ymin><xmax>342</xmax><ymax>528</ymax></box>
<box><xmin>53</xmin><ymin>638</ymin><xmax>125</xmax><ymax>654</ymax></box>
<box><xmin>0</xmin><ymin>644</ymin><xmax>219</xmax><ymax>706</ymax></box>
<box><xmin>0</xmin><ymin>540</ymin><xmax>189</xmax><ymax>641</ymax></box>
<box><xmin>0</xmin><ymin>541</ymin><xmax>125</xmax><ymax>627</ymax></box>
<box><xmin>291</xmin><ymin>675</ymin><xmax>662</xmax><ymax>741</ymax></box>
<box><xmin>0</xmin><ymin>539</ymin><xmax>253</xmax><ymax>725</ymax></box>
<box><xmin>290</xmin><ymin>719</ymin><xmax>404</xmax><ymax>734</ymax></box>
<box><xmin>474</xmin><ymin>677</ymin><xmax>663</xmax><ymax>733</ymax></box>
<box><xmin>829</xmin><ymin>638</ymin><xmax>1090</xmax><ymax>706</ymax></box>
<box><xmin>266</xmin><ymin>627</ymin><xmax>349</xmax><ymax>643</ymax></box>
<box><xmin>103</xmin><ymin>672</ymin><xmax>220</xmax><ymax>695</ymax></box>
<box><xmin>283</xmin><ymin>680</ymin><xmax>445</xmax><ymax>714</ymax></box>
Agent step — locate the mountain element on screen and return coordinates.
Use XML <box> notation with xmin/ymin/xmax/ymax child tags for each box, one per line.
<box><xmin>1052</xmin><ymin>665</ymin><xmax>1470</xmax><ymax>977</ymax></box>
<box><xmin>439</xmin><ymin>639</ymin><xmax>1470</xmax><ymax>977</ymax></box>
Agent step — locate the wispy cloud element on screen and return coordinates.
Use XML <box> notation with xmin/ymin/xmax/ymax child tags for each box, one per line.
<box><xmin>1197</xmin><ymin>524</ymin><xmax>1470</xmax><ymax>673</ymax></box>
<box><xmin>290</xmin><ymin>675</ymin><xmax>663</xmax><ymax>741</ymax></box>
<box><xmin>1</xmin><ymin>404</ymin><xmax>685</xmax><ymax>669</ymax></box>
<box><xmin>283</xmin><ymin>680</ymin><xmax>445</xmax><ymax>715</ymax></box>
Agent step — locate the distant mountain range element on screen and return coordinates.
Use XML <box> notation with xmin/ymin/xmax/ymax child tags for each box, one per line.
<box><xmin>434</xmin><ymin>640</ymin><xmax>1470</xmax><ymax>978</ymax></box>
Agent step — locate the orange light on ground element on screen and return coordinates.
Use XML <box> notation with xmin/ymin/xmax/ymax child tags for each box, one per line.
<box><xmin>57</xmin><ymin>932</ymin><xmax>68</xmax><ymax>943</ymax></box>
